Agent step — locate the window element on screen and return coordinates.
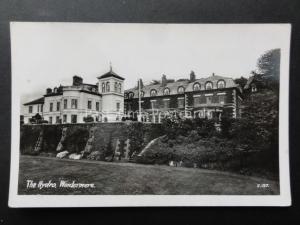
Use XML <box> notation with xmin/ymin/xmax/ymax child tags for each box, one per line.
<box><xmin>96</xmin><ymin>102</ymin><xmax>100</xmax><ymax>111</ymax></box>
<box><xmin>49</xmin><ymin>117</ymin><xmax>52</xmax><ymax>124</ymax></box>
<box><xmin>206</xmin><ymin>96</ymin><xmax>212</xmax><ymax>104</ymax></box>
<box><xmin>129</xmin><ymin>92</ymin><xmax>134</xmax><ymax>98</ymax></box>
<box><xmin>194</xmin><ymin>96</ymin><xmax>201</xmax><ymax>106</ymax></box>
<box><xmin>118</xmin><ymin>83</ymin><xmax>122</xmax><ymax>93</ymax></box>
<box><xmin>29</xmin><ymin>106</ymin><xmax>33</xmax><ymax>113</ymax></box>
<box><xmin>217</xmin><ymin>80</ymin><xmax>225</xmax><ymax>89</ymax></box>
<box><xmin>50</xmin><ymin>103</ymin><xmax>53</xmax><ymax>112</ymax></box>
<box><xmin>150</xmin><ymin>89</ymin><xmax>157</xmax><ymax>97</ymax></box>
<box><xmin>178</xmin><ymin>86</ymin><xmax>185</xmax><ymax>94</ymax></box>
<box><xmin>106</xmin><ymin>81</ymin><xmax>110</xmax><ymax>92</ymax></box>
<box><xmin>102</xmin><ymin>83</ymin><xmax>105</xmax><ymax>93</ymax></box>
<box><xmin>251</xmin><ymin>84</ymin><xmax>257</xmax><ymax>93</ymax></box>
<box><xmin>163</xmin><ymin>88</ymin><xmax>170</xmax><ymax>95</ymax></box>
<box><xmin>205</xmin><ymin>82</ymin><xmax>213</xmax><ymax>90</ymax></box>
<box><xmin>71</xmin><ymin>115</ymin><xmax>77</xmax><ymax>123</ymax></box>
<box><xmin>193</xmin><ymin>83</ymin><xmax>201</xmax><ymax>91</ymax></box>
<box><xmin>88</xmin><ymin>100</ymin><xmax>92</xmax><ymax>109</ymax></box>
<box><xmin>71</xmin><ymin>99</ymin><xmax>78</xmax><ymax>109</ymax></box>
<box><xmin>177</xmin><ymin>98</ymin><xmax>184</xmax><ymax>108</ymax></box>
<box><xmin>63</xmin><ymin>99</ymin><xmax>68</xmax><ymax>109</ymax></box>
<box><xmin>57</xmin><ymin>102</ymin><xmax>60</xmax><ymax>111</ymax></box>
<box><xmin>219</xmin><ymin>95</ymin><xmax>225</xmax><ymax>104</ymax></box>
<box><xmin>140</xmin><ymin>91</ymin><xmax>144</xmax><ymax>98</ymax></box>
<box><xmin>151</xmin><ymin>100</ymin><xmax>157</xmax><ymax>109</ymax></box>
<box><xmin>41</xmin><ymin>105</ymin><xmax>43</xmax><ymax>112</ymax></box>
<box><xmin>163</xmin><ymin>99</ymin><xmax>170</xmax><ymax>108</ymax></box>
<box><xmin>114</xmin><ymin>82</ymin><xmax>118</xmax><ymax>92</ymax></box>
<box><xmin>63</xmin><ymin>115</ymin><xmax>67</xmax><ymax>123</ymax></box>
<box><xmin>116</xmin><ymin>102</ymin><xmax>120</xmax><ymax>111</ymax></box>
<box><xmin>56</xmin><ymin>116</ymin><xmax>60</xmax><ymax>124</ymax></box>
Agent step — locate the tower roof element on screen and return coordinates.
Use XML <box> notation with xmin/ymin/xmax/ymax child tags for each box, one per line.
<box><xmin>97</xmin><ymin>65</ymin><xmax>125</xmax><ymax>80</ymax></box>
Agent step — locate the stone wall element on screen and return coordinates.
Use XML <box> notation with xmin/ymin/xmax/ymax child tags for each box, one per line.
<box><xmin>20</xmin><ymin>122</ymin><xmax>163</xmax><ymax>158</ymax></box>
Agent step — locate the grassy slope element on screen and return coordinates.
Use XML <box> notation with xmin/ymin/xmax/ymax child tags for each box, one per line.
<box><xmin>18</xmin><ymin>156</ymin><xmax>279</xmax><ymax>195</ymax></box>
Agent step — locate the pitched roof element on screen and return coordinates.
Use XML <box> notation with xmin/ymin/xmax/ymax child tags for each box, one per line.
<box><xmin>23</xmin><ymin>97</ymin><xmax>44</xmax><ymax>106</ymax></box>
<box><xmin>97</xmin><ymin>70</ymin><xmax>125</xmax><ymax>80</ymax></box>
<box><xmin>125</xmin><ymin>74</ymin><xmax>238</xmax><ymax>98</ymax></box>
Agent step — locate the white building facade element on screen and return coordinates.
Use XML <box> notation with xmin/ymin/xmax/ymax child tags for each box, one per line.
<box><xmin>23</xmin><ymin>69</ymin><xmax>125</xmax><ymax>124</ymax></box>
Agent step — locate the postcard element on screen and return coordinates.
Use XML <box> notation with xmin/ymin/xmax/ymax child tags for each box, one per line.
<box><xmin>9</xmin><ymin>22</ymin><xmax>291</xmax><ymax>207</ymax></box>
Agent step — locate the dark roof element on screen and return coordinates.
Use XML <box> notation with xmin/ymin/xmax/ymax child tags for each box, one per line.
<box><xmin>97</xmin><ymin>70</ymin><xmax>125</xmax><ymax>80</ymax></box>
<box><xmin>23</xmin><ymin>97</ymin><xmax>44</xmax><ymax>106</ymax></box>
<box><xmin>125</xmin><ymin>74</ymin><xmax>238</xmax><ymax>98</ymax></box>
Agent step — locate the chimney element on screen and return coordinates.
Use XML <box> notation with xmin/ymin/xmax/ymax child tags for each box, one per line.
<box><xmin>136</xmin><ymin>79</ymin><xmax>144</xmax><ymax>89</ymax></box>
<box><xmin>212</xmin><ymin>72</ymin><xmax>215</xmax><ymax>76</ymax></box>
<box><xmin>190</xmin><ymin>71</ymin><xmax>196</xmax><ymax>82</ymax></box>
<box><xmin>46</xmin><ymin>88</ymin><xmax>52</xmax><ymax>94</ymax></box>
<box><xmin>161</xmin><ymin>74</ymin><xmax>167</xmax><ymax>86</ymax></box>
<box><xmin>73</xmin><ymin>75</ymin><xmax>83</xmax><ymax>86</ymax></box>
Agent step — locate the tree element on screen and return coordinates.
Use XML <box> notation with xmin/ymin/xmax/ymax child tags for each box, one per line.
<box><xmin>234</xmin><ymin>76</ymin><xmax>248</xmax><ymax>88</ymax></box>
<box><xmin>257</xmin><ymin>48</ymin><xmax>280</xmax><ymax>81</ymax></box>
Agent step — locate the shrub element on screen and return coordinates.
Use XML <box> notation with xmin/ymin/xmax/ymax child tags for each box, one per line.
<box><xmin>87</xmin><ymin>151</ymin><xmax>102</xmax><ymax>161</ymax></box>
<box><xmin>83</xmin><ymin>116</ymin><xmax>94</xmax><ymax>123</ymax></box>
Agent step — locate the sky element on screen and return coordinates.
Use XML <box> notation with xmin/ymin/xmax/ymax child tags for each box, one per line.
<box><xmin>10</xmin><ymin>23</ymin><xmax>287</xmax><ymax>105</ymax></box>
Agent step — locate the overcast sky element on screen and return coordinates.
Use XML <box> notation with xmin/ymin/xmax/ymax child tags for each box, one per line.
<box><xmin>11</xmin><ymin>23</ymin><xmax>287</xmax><ymax>104</ymax></box>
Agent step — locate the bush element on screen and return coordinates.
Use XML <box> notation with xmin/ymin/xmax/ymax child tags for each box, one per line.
<box><xmin>87</xmin><ymin>151</ymin><xmax>102</xmax><ymax>161</ymax></box>
<box><xmin>83</xmin><ymin>116</ymin><xmax>94</xmax><ymax>123</ymax></box>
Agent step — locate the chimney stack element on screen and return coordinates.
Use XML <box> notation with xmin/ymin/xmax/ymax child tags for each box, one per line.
<box><xmin>73</xmin><ymin>75</ymin><xmax>83</xmax><ymax>86</ymax></box>
<box><xmin>46</xmin><ymin>88</ymin><xmax>52</xmax><ymax>94</ymax></box>
<box><xmin>190</xmin><ymin>71</ymin><xmax>196</xmax><ymax>82</ymax></box>
<box><xmin>161</xmin><ymin>74</ymin><xmax>167</xmax><ymax>86</ymax></box>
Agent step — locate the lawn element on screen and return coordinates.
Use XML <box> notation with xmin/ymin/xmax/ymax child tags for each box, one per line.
<box><xmin>18</xmin><ymin>155</ymin><xmax>279</xmax><ymax>195</ymax></box>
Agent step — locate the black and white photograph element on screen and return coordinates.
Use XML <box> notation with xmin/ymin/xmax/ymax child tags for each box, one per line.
<box><xmin>9</xmin><ymin>22</ymin><xmax>291</xmax><ymax>207</ymax></box>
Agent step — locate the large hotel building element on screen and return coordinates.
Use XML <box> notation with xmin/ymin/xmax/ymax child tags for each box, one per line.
<box><xmin>23</xmin><ymin>69</ymin><xmax>243</xmax><ymax>124</ymax></box>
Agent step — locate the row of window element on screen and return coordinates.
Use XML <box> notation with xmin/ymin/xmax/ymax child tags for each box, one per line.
<box><xmin>127</xmin><ymin>95</ymin><xmax>225</xmax><ymax>110</ymax></box>
<box><xmin>48</xmin><ymin>99</ymin><xmax>100</xmax><ymax>112</ymax></box>
<box><xmin>126</xmin><ymin>80</ymin><xmax>226</xmax><ymax>98</ymax></box>
<box><xmin>28</xmin><ymin>105</ymin><xmax>43</xmax><ymax>114</ymax></box>
<box><xmin>101</xmin><ymin>81</ymin><xmax>122</xmax><ymax>93</ymax></box>
<box><xmin>48</xmin><ymin>114</ymin><xmax>78</xmax><ymax>124</ymax></box>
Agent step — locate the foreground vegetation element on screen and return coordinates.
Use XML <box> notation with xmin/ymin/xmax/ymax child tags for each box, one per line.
<box><xmin>18</xmin><ymin>156</ymin><xmax>279</xmax><ymax>195</ymax></box>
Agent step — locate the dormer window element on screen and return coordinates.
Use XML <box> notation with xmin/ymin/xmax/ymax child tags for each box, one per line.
<box><xmin>150</xmin><ymin>89</ymin><xmax>157</xmax><ymax>97</ymax></box>
<box><xmin>251</xmin><ymin>84</ymin><xmax>257</xmax><ymax>93</ymax></box>
<box><xmin>193</xmin><ymin>83</ymin><xmax>200</xmax><ymax>91</ymax></box>
<box><xmin>178</xmin><ymin>86</ymin><xmax>185</xmax><ymax>94</ymax></box>
<box><xmin>217</xmin><ymin>80</ymin><xmax>226</xmax><ymax>89</ymax></box>
<box><xmin>106</xmin><ymin>81</ymin><xmax>110</xmax><ymax>92</ymax></box>
<box><xmin>140</xmin><ymin>91</ymin><xmax>144</xmax><ymax>97</ymax></box>
<box><xmin>205</xmin><ymin>81</ymin><xmax>213</xmax><ymax>90</ymax></box>
<box><xmin>128</xmin><ymin>92</ymin><xmax>134</xmax><ymax>98</ymax></box>
<box><xmin>163</xmin><ymin>88</ymin><xmax>170</xmax><ymax>95</ymax></box>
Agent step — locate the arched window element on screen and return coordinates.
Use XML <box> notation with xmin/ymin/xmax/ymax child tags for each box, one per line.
<box><xmin>114</xmin><ymin>82</ymin><xmax>118</xmax><ymax>92</ymax></box>
<box><xmin>118</xmin><ymin>83</ymin><xmax>122</xmax><ymax>93</ymax></box>
<box><xmin>205</xmin><ymin>81</ymin><xmax>213</xmax><ymax>90</ymax></box>
<box><xmin>193</xmin><ymin>83</ymin><xmax>200</xmax><ymax>91</ymax></box>
<box><xmin>140</xmin><ymin>91</ymin><xmax>144</xmax><ymax>97</ymax></box>
<box><xmin>150</xmin><ymin>89</ymin><xmax>157</xmax><ymax>97</ymax></box>
<box><xmin>102</xmin><ymin>83</ymin><xmax>105</xmax><ymax>93</ymax></box>
<box><xmin>163</xmin><ymin>88</ymin><xmax>170</xmax><ymax>95</ymax></box>
<box><xmin>177</xmin><ymin>86</ymin><xmax>185</xmax><ymax>94</ymax></box>
<box><xmin>128</xmin><ymin>92</ymin><xmax>134</xmax><ymax>98</ymax></box>
<box><xmin>217</xmin><ymin>80</ymin><xmax>226</xmax><ymax>89</ymax></box>
<box><xmin>106</xmin><ymin>82</ymin><xmax>110</xmax><ymax>92</ymax></box>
